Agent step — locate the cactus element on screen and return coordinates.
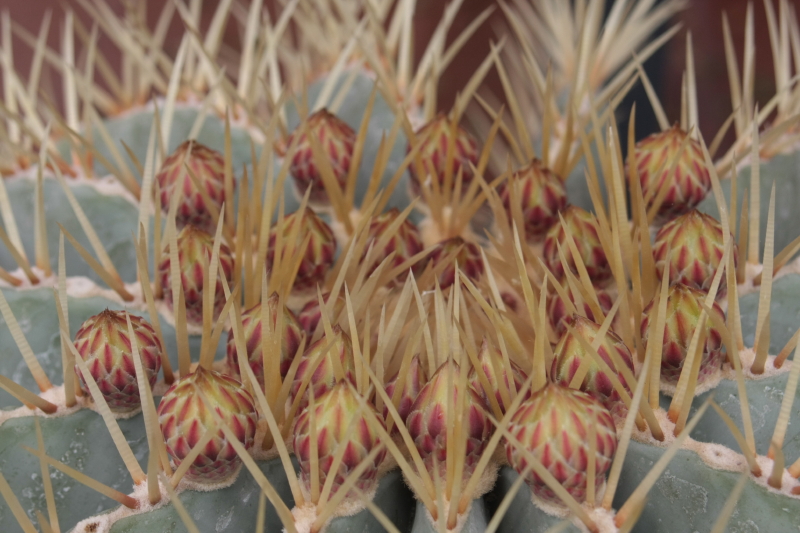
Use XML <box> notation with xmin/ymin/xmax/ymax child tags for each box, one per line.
<box><xmin>468</xmin><ymin>338</ymin><xmax>528</xmax><ymax>414</ymax></box>
<box><xmin>290</xmin><ymin>325</ymin><xmax>356</xmax><ymax>412</ymax></box>
<box><xmin>427</xmin><ymin>236</ymin><xmax>484</xmax><ymax>289</ymax></box>
<box><xmin>384</xmin><ymin>354</ymin><xmax>428</xmax><ymax>425</ymax></box>
<box><xmin>547</xmin><ymin>285</ymin><xmax>614</xmax><ymax>337</ymax></box>
<box><xmin>641</xmin><ymin>283</ymin><xmax>726</xmax><ymax>386</ymax></box>
<box><xmin>292</xmin><ymin>381</ymin><xmax>386</xmax><ymax>501</ymax></box>
<box><xmin>296</xmin><ymin>292</ymin><xmax>345</xmax><ymax>337</ymax></box>
<box><xmin>266</xmin><ymin>207</ymin><xmax>336</xmax><ymax>293</ymax></box>
<box><xmin>407</xmin><ymin>113</ymin><xmax>480</xmax><ymax>200</ymax></box>
<box><xmin>405</xmin><ymin>359</ymin><xmax>491</xmax><ymax>481</ymax></box>
<box><xmin>500</xmin><ymin>158</ymin><xmax>567</xmax><ymax>241</ymax></box>
<box><xmin>0</xmin><ymin>2</ymin><xmax>800</xmax><ymax>533</ymax></box>
<box><xmin>362</xmin><ymin>208</ymin><xmax>425</xmax><ymax>284</ymax></box>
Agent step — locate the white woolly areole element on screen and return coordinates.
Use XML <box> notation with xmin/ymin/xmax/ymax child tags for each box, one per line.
<box><xmin>659</xmin><ymin>365</ymin><xmax>723</xmax><ymax>397</ymax></box>
<box><xmin>68</xmin><ymin>459</ymin><xmax>246</xmax><ymax>533</ymax></box>
<box><xmin>472</xmin><ymin>461</ymin><xmax>501</xmax><ymax>500</ymax></box>
<box><xmin>176</xmin><ymin>461</ymin><xmax>245</xmax><ymax>493</ymax></box>
<box><xmin>583</xmin><ymin>506</ymin><xmax>619</xmax><ymax>533</ymax></box>
<box><xmin>659</xmin><ymin>348</ymin><xmax>789</xmax><ymax>398</ymax></box>
<box><xmin>737</xmin><ymin>256</ymin><xmax>800</xmax><ymax>298</ymax></box>
<box><xmin>0</xmin><ymin>385</ymin><xmax>81</xmax><ymax>424</ymax></box>
<box><xmin>725</xmin><ymin>348</ymin><xmax>790</xmax><ymax>380</ymax></box>
<box><xmin>631</xmin><ymin>407</ymin><xmax>800</xmax><ymax>499</ymax></box>
<box><xmin>2</xmin><ymin>167</ymin><xmax>139</xmax><ymax>207</ymax></box>
<box><xmin>68</xmin><ymin>461</ymin><xmax>250</xmax><ymax>533</ymax></box>
<box><xmin>289</xmin><ymin>481</ymin><xmax>379</xmax><ymax>533</ymax></box>
<box><xmin>71</xmin><ymin>480</ymin><xmax>165</xmax><ymax>533</ymax></box>
<box><xmin>406</xmin><ymin>461</ymin><xmax>500</xmax><ymax>533</ymax></box>
<box><xmin>528</xmin><ymin>485</ymin><xmax>621</xmax><ymax>533</ymax></box>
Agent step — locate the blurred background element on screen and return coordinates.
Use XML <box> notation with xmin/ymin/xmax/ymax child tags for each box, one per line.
<box><xmin>1</xmin><ymin>0</ymin><xmax>792</xmax><ymax>150</ymax></box>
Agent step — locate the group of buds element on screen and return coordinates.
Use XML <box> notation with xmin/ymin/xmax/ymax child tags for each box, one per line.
<box><xmin>70</xmin><ymin>112</ymin><xmax>737</xmax><ymax>513</ymax></box>
<box><xmin>496</xmin><ymin>125</ymin><xmax>735</xmax><ymax>504</ymax></box>
<box><xmin>70</xmin><ymin>302</ymin><xmax>624</xmax><ymax>509</ymax></box>
<box><xmin>150</xmin><ymin>109</ymin><xmax>495</xmax><ymax>333</ymax></box>
<box><xmin>72</xmin><ymin>309</ymin><xmax>258</xmax><ymax>482</ymax></box>
<box><xmin>70</xmin><ymin>304</ymin><xmax>622</xmax><ymax>507</ymax></box>
<box><xmin>535</xmin><ymin>125</ymin><xmax>733</xmax><ymax>391</ymax></box>
<box><xmin>634</xmin><ymin>128</ymin><xmax>734</xmax><ymax>385</ymax></box>
<box><xmin>153</xmin><ymin>121</ymin><xmax>346</xmax><ymax>328</ymax></box>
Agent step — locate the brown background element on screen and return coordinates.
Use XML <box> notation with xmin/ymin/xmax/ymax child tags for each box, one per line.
<box><xmin>1</xmin><ymin>0</ymin><xmax>795</xmax><ymax>148</ymax></box>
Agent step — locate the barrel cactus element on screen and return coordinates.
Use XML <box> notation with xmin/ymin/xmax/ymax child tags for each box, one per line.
<box><xmin>0</xmin><ymin>1</ymin><xmax>799</xmax><ymax>533</ymax></box>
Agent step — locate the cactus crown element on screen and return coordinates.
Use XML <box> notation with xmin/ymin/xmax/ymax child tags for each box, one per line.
<box><xmin>1</xmin><ymin>1</ymin><xmax>800</xmax><ymax>533</ymax></box>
